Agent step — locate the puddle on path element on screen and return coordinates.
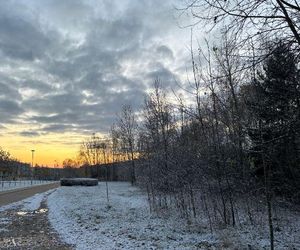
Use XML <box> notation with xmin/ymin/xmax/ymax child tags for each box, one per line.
<box><xmin>16</xmin><ymin>208</ymin><xmax>48</xmax><ymax>216</ymax></box>
<box><xmin>1</xmin><ymin>196</ymin><xmax>72</xmax><ymax>249</ymax></box>
<box><xmin>16</xmin><ymin>211</ymin><xmax>28</xmax><ymax>216</ymax></box>
<box><xmin>38</xmin><ymin>208</ymin><xmax>48</xmax><ymax>213</ymax></box>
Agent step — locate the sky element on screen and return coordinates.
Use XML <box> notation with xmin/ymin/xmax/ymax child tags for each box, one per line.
<box><xmin>0</xmin><ymin>0</ymin><xmax>198</xmax><ymax>166</ymax></box>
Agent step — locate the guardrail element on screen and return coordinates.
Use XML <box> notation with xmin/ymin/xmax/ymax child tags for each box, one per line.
<box><xmin>0</xmin><ymin>180</ymin><xmax>56</xmax><ymax>192</ymax></box>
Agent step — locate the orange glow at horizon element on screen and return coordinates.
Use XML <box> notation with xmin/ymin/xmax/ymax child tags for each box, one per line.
<box><xmin>0</xmin><ymin>124</ymin><xmax>91</xmax><ymax>167</ymax></box>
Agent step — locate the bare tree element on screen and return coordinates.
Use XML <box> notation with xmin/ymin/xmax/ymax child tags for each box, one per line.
<box><xmin>62</xmin><ymin>158</ymin><xmax>79</xmax><ymax>178</ymax></box>
<box><xmin>116</xmin><ymin>104</ymin><xmax>138</xmax><ymax>184</ymax></box>
<box><xmin>181</xmin><ymin>0</ymin><xmax>300</xmax><ymax>51</ymax></box>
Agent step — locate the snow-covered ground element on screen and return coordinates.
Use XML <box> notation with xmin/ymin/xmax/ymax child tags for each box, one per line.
<box><xmin>0</xmin><ymin>180</ymin><xmax>55</xmax><ymax>192</ymax></box>
<box><xmin>48</xmin><ymin>182</ymin><xmax>219</xmax><ymax>250</ymax></box>
<box><xmin>1</xmin><ymin>181</ymin><xmax>298</xmax><ymax>249</ymax></box>
<box><xmin>48</xmin><ymin>182</ymin><xmax>300</xmax><ymax>250</ymax></box>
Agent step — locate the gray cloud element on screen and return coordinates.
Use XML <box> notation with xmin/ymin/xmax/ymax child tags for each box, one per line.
<box><xmin>0</xmin><ymin>99</ymin><xmax>24</xmax><ymax>123</ymax></box>
<box><xmin>0</xmin><ymin>79</ymin><xmax>22</xmax><ymax>100</ymax></box>
<box><xmin>146</xmin><ymin>63</ymin><xmax>179</xmax><ymax>88</ymax></box>
<box><xmin>0</xmin><ymin>7</ymin><xmax>53</xmax><ymax>61</ymax></box>
<box><xmin>19</xmin><ymin>131</ymin><xmax>40</xmax><ymax>137</ymax></box>
<box><xmin>42</xmin><ymin>124</ymin><xmax>78</xmax><ymax>133</ymax></box>
<box><xmin>0</xmin><ymin>0</ymin><xmax>191</xmax><ymax>135</ymax></box>
<box><xmin>156</xmin><ymin>45</ymin><xmax>174</xmax><ymax>61</ymax></box>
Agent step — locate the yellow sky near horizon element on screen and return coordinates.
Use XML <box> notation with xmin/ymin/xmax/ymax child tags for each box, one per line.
<box><xmin>1</xmin><ymin>124</ymin><xmax>90</xmax><ymax>167</ymax></box>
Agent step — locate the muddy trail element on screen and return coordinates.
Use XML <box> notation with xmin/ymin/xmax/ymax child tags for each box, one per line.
<box><xmin>0</xmin><ymin>190</ymin><xmax>73</xmax><ymax>250</ymax></box>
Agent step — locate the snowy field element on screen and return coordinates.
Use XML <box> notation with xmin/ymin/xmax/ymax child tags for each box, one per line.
<box><xmin>1</xmin><ymin>182</ymin><xmax>299</xmax><ymax>249</ymax></box>
<box><xmin>0</xmin><ymin>180</ymin><xmax>55</xmax><ymax>192</ymax></box>
<box><xmin>47</xmin><ymin>182</ymin><xmax>300</xmax><ymax>250</ymax></box>
<box><xmin>48</xmin><ymin>182</ymin><xmax>219</xmax><ymax>250</ymax></box>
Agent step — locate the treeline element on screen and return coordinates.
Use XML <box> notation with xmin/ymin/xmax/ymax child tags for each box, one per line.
<box><xmin>0</xmin><ymin>147</ymin><xmax>31</xmax><ymax>179</ymax></box>
<box><xmin>64</xmin><ymin>108</ymin><xmax>139</xmax><ymax>182</ymax></box>
<box><xmin>0</xmin><ymin>147</ymin><xmax>64</xmax><ymax>180</ymax></box>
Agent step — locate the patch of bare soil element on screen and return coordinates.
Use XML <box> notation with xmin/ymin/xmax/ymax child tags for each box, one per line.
<box><xmin>0</xmin><ymin>192</ymin><xmax>73</xmax><ymax>250</ymax></box>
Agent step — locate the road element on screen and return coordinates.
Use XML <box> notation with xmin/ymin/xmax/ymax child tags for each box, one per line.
<box><xmin>0</xmin><ymin>182</ymin><xmax>60</xmax><ymax>206</ymax></box>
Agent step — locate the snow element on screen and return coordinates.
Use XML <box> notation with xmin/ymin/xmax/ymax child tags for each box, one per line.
<box><xmin>0</xmin><ymin>180</ymin><xmax>55</xmax><ymax>192</ymax></box>
<box><xmin>0</xmin><ymin>218</ymin><xmax>10</xmax><ymax>232</ymax></box>
<box><xmin>48</xmin><ymin>182</ymin><xmax>300</xmax><ymax>250</ymax></box>
<box><xmin>1</xmin><ymin>181</ymin><xmax>298</xmax><ymax>249</ymax></box>
<box><xmin>48</xmin><ymin>182</ymin><xmax>218</xmax><ymax>250</ymax></box>
<box><xmin>0</xmin><ymin>190</ymin><xmax>53</xmax><ymax>212</ymax></box>
<box><xmin>21</xmin><ymin>192</ymin><xmax>48</xmax><ymax>211</ymax></box>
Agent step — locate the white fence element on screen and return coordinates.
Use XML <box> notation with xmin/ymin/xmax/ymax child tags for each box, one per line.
<box><xmin>0</xmin><ymin>180</ymin><xmax>56</xmax><ymax>192</ymax></box>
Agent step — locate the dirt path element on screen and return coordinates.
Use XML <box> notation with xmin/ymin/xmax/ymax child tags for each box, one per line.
<box><xmin>0</xmin><ymin>189</ymin><xmax>73</xmax><ymax>250</ymax></box>
<box><xmin>0</xmin><ymin>183</ymin><xmax>60</xmax><ymax>206</ymax></box>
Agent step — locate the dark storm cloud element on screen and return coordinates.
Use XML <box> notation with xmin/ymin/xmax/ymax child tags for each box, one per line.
<box><xmin>0</xmin><ymin>0</ymin><xmax>190</xmax><ymax>135</ymax></box>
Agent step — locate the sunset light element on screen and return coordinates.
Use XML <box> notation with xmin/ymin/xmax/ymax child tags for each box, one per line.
<box><xmin>1</xmin><ymin>0</ymin><xmax>299</xmax><ymax>249</ymax></box>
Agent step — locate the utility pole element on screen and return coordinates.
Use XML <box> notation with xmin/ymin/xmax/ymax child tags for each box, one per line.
<box><xmin>31</xmin><ymin>149</ymin><xmax>35</xmax><ymax>185</ymax></box>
